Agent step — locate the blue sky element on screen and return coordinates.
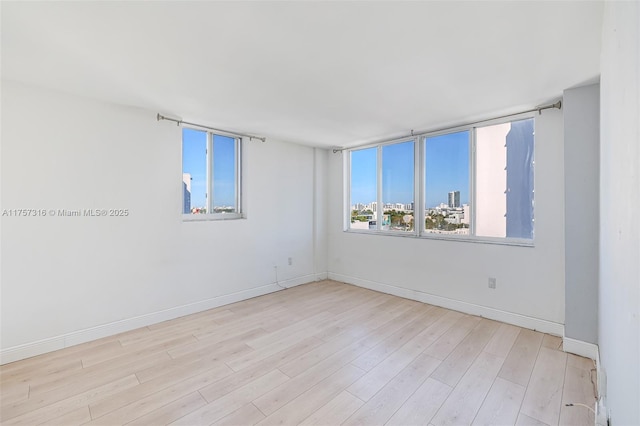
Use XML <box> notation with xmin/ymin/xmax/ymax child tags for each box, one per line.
<box><xmin>351</xmin><ymin>131</ymin><xmax>469</xmax><ymax>208</ymax></box>
<box><xmin>425</xmin><ymin>131</ymin><xmax>469</xmax><ymax>207</ymax></box>
<box><xmin>182</xmin><ymin>128</ymin><xmax>236</xmax><ymax>208</ymax></box>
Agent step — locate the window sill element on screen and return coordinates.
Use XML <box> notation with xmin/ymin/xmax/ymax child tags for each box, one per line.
<box><xmin>182</xmin><ymin>213</ymin><xmax>243</xmax><ymax>222</ymax></box>
<box><xmin>344</xmin><ymin>228</ymin><xmax>534</xmax><ymax>247</ymax></box>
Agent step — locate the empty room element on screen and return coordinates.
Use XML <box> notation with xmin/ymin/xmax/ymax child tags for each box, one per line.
<box><xmin>1</xmin><ymin>1</ymin><xmax>638</xmax><ymax>425</ymax></box>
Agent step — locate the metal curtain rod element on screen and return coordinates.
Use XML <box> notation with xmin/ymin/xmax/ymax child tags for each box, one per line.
<box><xmin>331</xmin><ymin>100</ymin><xmax>561</xmax><ymax>153</ymax></box>
<box><xmin>157</xmin><ymin>114</ymin><xmax>266</xmax><ymax>142</ymax></box>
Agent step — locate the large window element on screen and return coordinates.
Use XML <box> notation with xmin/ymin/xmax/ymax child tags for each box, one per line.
<box><xmin>346</xmin><ymin>116</ymin><xmax>535</xmax><ymax>244</ymax></box>
<box><xmin>182</xmin><ymin>128</ymin><xmax>241</xmax><ymax>219</ymax></box>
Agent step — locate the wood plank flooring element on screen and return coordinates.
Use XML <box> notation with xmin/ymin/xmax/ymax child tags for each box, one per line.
<box><xmin>0</xmin><ymin>280</ymin><xmax>596</xmax><ymax>425</ymax></box>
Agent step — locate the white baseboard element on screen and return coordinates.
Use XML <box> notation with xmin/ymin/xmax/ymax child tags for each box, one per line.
<box><xmin>1</xmin><ymin>275</ymin><xmax>318</xmax><ymax>365</ymax></box>
<box><xmin>328</xmin><ymin>272</ymin><xmax>565</xmax><ymax>336</ymax></box>
<box><xmin>278</xmin><ymin>273</ymin><xmax>320</xmax><ymax>289</ymax></box>
<box><xmin>563</xmin><ymin>336</ymin><xmax>599</xmax><ymax>360</ymax></box>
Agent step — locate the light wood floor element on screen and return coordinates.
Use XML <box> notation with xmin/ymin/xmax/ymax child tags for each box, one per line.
<box><xmin>0</xmin><ymin>280</ymin><xmax>596</xmax><ymax>425</ymax></box>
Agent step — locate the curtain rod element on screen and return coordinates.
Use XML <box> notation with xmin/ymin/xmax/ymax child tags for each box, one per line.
<box><xmin>331</xmin><ymin>100</ymin><xmax>561</xmax><ymax>153</ymax></box>
<box><xmin>157</xmin><ymin>113</ymin><xmax>266</xmax><ymax>142</ymax></box>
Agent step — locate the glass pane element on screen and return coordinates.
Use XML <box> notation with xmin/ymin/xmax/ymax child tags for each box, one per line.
<box><xmin>424</xmin><ymin>131</ymin><xmax>470</xmax><ymax>235</ymax></box>
<box><xmin>476</xmin><ymin>118</ymin><xmax>534</xmax><ymax>239</ymax></box>
<box><xmin>182</xmin><ymin>128</ymin><xmax>207</xmax><ymax>214</ymax></box>
<box><xmin>382</xmin><ymin>141</ymin><xmax>414</xmax><ymax>232</ymax></box>
<box><xmin>506</xmin><ymin>119</ymin><xmax>534</xmax><ymax>238</ymax></box>
<box><xmin>350</xmin><ymin>147</ymin><xmax>377</xmax><ymax>230</ymax></box>
<box><xmin>475</xmin><ymin>124</ymin><xmax>507</xmax><ymax>237</ymax></box>
<box><xmin>212</xmin><ymin>135</ymin><xmax>237</xmax><ymax>213</ymax></box>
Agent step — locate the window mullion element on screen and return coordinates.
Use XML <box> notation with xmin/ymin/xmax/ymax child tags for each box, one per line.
<box><xmin>470</xmin><ymin>129</ymin><xmax>476</xmax><ymax>236</ymax></box>
<box><xmin>207</xmin><ymin>132</ymin><xmax>213</xmax><ymax>214</ymax></box>
<box><xmin>415</xmin><ymin>137</ymin><xmax>423</xmax><ymax>236</ymax></box>
<box><xmin>234</xmin><ymin>138</ymin><xmax>242</xmax><ymax>214</ymax></box>
<box><xmin>377</xmin><ymin>146</ymin><xmax>383</xmax><ymax>231</ymax></box>
<box><xmin>344</xmin><ymin>151</ymin><xmax>351</xmax><ymax>231</ymax></box>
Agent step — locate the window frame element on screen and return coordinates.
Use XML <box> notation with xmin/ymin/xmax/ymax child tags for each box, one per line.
<box><xmin>344</xmin><ymin>112</ymin><xmax>535</xmax><ymax>246</ymax></box>
<box><xmin>182</xmin><ymin>126</ymin><xmax>243</xmax><ymax>222</ymax></box>
<box><xmin>345</xmin><ymin>136</ymin><xmax>419</xmax><ymax>235</ymax></box>
<box><xmin>421</xmin><ymin>126</ymin><xmax>473</xmax><ymax>240</ymax></box>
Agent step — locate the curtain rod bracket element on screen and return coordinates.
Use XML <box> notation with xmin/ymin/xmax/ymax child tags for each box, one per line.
<box><xmin>537</xmin><ymin>100</ymin><xmax>562</xmax><ymax>115</ymax></box>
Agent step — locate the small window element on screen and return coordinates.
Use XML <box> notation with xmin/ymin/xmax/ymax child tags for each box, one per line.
<box><xmin>182</xmin><ymin>128</ymin><xmax>241</xmax><ymax>219</ymax></box>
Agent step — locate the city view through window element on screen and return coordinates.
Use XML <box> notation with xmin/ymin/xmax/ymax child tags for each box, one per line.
<box><xmin>424</xmin><ymin>131</ymin><xmax>470</xmax><ymax>234</ymax></box>
<box><xmin>350</xmin><ymin>131</ymin><xmax>470</xmax><ymax>234</ymax></box>
<box><xmin>182</xmin><ymin>128</ymin><xmax>238</xmax><ymax>215</ymax></box>
<box><xmin>349</xmin><ymin>118</ymin><xmax>534</xmax><ymax>239</ymax></box>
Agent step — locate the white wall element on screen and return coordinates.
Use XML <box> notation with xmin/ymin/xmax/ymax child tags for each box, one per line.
<box><xmin>0</xmin><ymin>80</ymin><xmax>322</xmax><ymax>363</ymax></box>
<box><xmin>564</xmin><ymin>83</ymin><xmax>599</xmax><ymax>345</ymax></box>
<box><xmin>327</xmin><ymin>109</ymin><xmax>565</xmax><ymax>332</ymax></box>
<box><xmin>599</xmin><ymin>1</ymin><xmax>640</xmax><ymax>424</ymax></box>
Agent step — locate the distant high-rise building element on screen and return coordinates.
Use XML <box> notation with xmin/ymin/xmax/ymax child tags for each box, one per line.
<box><xmin>448</xmin><ymin>191</ymin><xmax>460</xmax><ymax>208</ymax></box>
<box><xmin>370</xmin><ymin>202</ymin><xmax>377</xmax><ymax>212</ymax></box>
<box><xmin>183</xmin><ymin>173</ymin><xmax>192</xmax><ymax>214</ymax></box>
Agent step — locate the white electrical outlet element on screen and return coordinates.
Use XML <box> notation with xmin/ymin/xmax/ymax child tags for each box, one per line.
<box><xmin>488</xmin><ymin>277</ymin><xmax>496</xmax><ymax>289</ymax></box>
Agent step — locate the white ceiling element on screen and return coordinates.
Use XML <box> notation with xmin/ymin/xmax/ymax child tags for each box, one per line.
<box><xmin>1</xmin><ymin>1</ymin><xmax>603</xmax><ymax>148</ymax></box>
